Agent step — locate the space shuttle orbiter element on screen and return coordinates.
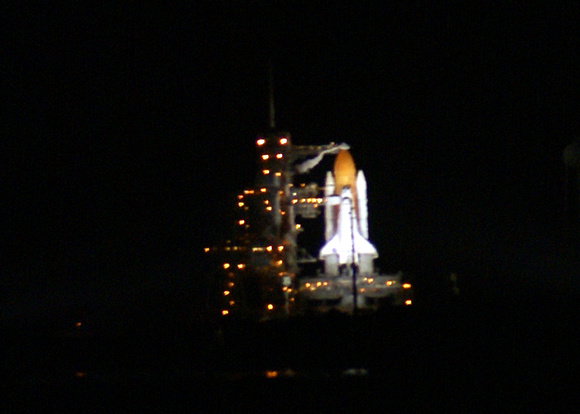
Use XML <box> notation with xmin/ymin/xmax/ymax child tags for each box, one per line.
<box><xmin>319</xmin><ymin>150</ymin><xmax>378</xmax><ymax>276</ymax></box>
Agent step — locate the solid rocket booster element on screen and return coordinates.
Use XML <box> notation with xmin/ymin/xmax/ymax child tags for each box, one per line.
<box><xmin>324</xmin><ymin>171</ymin><xmax>335</xmax><ymax>241</ymax></box>
<box><xmin>356</xmin><ymin>170</ymin><xmax>368</xmax><ymax>239</ymax></box>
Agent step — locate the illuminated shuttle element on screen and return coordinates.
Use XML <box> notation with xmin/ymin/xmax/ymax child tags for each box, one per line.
<box><xmin>319</xmin><ymin>150</ymin><xmax>378</xmax><ymax>275</ymax></box>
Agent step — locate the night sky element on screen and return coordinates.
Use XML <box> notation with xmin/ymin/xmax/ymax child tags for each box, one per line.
<box><xmin>3</xmin><ymin>3</ymin><xmax>580</xmax><ymax>320</ymax></box>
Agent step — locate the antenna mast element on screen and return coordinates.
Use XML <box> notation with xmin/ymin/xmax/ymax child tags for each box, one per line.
<box><xmin>268</xmin><ymin>61</ymin><xmax>276</xmax><ymax>129</ymax></box>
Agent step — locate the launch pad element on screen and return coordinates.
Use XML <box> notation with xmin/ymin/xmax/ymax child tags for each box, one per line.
<box><xmin>205</xmin><ymin>132</ymin><xmax>412</xmax><ymax>318</ymax></box>
<box><xmin>204</xmin><ymin>68</ymin><xmax>411</xmax><ymax>318</ymax></box>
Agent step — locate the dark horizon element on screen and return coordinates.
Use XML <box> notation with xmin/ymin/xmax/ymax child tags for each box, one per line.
<box><xmin>3</xmin><ymin>3</ymin><xmax>580</xmax><ymax>321</ymax></box>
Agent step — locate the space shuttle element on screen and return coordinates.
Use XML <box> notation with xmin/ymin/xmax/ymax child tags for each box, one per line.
<box><xmin>319</xmin><ymin>150</ymin><xmax>378</xmax><ymax>276</ymax></box>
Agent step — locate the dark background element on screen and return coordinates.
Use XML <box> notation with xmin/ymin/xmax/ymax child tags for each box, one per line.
<box><xmin>3</xmin><ymin>2</ymin><xmax>580</xmax><ymax>321</ymax></box>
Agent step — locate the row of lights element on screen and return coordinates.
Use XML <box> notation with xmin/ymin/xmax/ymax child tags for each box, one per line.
<box><xmin>249</xmin><ymin>245</ymin><xmax>284</xmax><ymax>252</ymax></box>
<box><xmin>223</xmin><ymin>263</ymin><xmax>246</xmax><ymax>269</ymax></box>
<box><xmin>291</xmin><ymin>198</ymin><xmax>324</xmax><ymax>204</ymax></box>
<box><xmin>304</xmin><ymin>281</ymin><xmax>329</xmax><ymax>289</ymax></box>
<box><xmin>204</xmin><ymin>246</ymin><xmax>247</xmax><ymax>253</ymax></box>
<box><xmin>261</xmin><ymin>153</ymin><xmax>284</xmax><ymax>160</ymax></box>
<box><xmin>239</xmin><ymin>187</ymin><xmax>266</xmax><ymax>198</ymax></box>
<box><xmin>302</xmin><ymin>280</ymin><xmax>409</xmax><ymax>287</ymax></box>
<box><xmin>257</xmin><ymin>137</ymin><xmax>288</xmax><ymax>146</ymax></box>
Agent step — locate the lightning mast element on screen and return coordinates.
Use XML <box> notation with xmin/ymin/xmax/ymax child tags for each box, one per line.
<box><xmin>268</xmin><ymin>60</ymin><xmax>276</xmax><ymax>130</ymax></box>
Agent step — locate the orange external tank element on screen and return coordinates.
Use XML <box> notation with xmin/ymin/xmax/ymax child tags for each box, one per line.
<box><xmin>333</xmin><ymin>149</ymin><xmax>357</xmax><ymax>195</ymax></box>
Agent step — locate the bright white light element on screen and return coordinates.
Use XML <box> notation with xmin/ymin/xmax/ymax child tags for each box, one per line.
<box><xmin>257</xmin><ymin>139</ymin><xmax>265</xmax><ymax>146</ymax></box>
<box><xmin>262</xmin><ymin>154</ymin><xmax>269</xmax><ymax>160</ymax></box>
<box><xmin>279</xmin><ymin>138</ymin><xmax>288</xmax><ymax>145</ymax></box>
